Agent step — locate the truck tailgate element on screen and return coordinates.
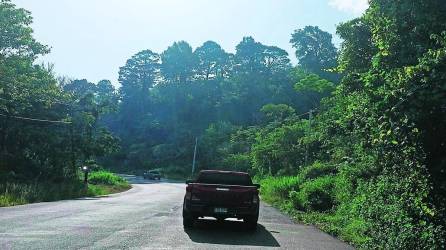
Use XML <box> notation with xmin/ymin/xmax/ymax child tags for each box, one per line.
<box><xmin>190</xmin><ymin>184</ymin><xmax>257</xmax><ymax>207</ymax></box>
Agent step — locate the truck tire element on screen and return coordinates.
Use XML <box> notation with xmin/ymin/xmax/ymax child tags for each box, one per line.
<box><xmin>183</xmin><ymin>216</ymin><xmax>194</xmax><ymax>228</ymax></box>
<box><xmin>182</xmin><ymin>205</ymin><xmax>195</xmax><ymax>228</ymax></box>
<box><xmin>244</xmin><ymin>214</ymin><xmax>258</xmax><ymax>231</ymax></box>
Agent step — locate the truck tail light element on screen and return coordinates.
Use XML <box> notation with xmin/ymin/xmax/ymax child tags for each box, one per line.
<box><xmin>253</xmin><ymin>195</ymin><xmax>259</xmax><ymax>204</ymax></box>
<box><xmin>185</xmin><ymin>185</ymin><xmax>193</xmax><ymax>200</ymax></box>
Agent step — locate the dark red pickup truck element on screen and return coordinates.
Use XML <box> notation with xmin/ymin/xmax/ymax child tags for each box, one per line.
<box><xmin>182</xmin><ymin>170</ymin><xmax>260</xmax><ymax>230</ymax></box>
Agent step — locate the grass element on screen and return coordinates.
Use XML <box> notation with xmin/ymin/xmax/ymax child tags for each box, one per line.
<box><xmin>257</xmin><ymin>174</ymin><xmax>368</xmax><ymax>248</ymax></box>
<box><xmin>88</xmin><ymin>170</ymin><xmax>129</xmax><ymax>186</ymax></box>
<box><xmin>0</xmin><ymin>171</ymin><xmax>131</xmax><ymax>207</ymax></box>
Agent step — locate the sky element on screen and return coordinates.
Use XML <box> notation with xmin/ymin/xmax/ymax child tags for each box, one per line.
<box><xmin>13</xmin><ymin>0</ymin><xmax>368</xmax><ymax>86</ymax></box>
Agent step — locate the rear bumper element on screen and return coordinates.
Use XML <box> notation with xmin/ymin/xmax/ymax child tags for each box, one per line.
<box><xmin>184</xmin><ymin>201</ymin><xmax>259</xmax><ymax>218</ymax></box>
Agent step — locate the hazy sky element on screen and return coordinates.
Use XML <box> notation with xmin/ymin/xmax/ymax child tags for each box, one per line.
<box><xmin>13</xmin><ymin>0</ymin><xmax>367</xmax><ymax>86</ymax></box>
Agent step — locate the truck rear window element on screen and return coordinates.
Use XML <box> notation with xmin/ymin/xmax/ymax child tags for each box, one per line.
<box><xmin>196</xmin><ymin>172</ymin><xmax>253</xmax><ymax>186</ymax></box>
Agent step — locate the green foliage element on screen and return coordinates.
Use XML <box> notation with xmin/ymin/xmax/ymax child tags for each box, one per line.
<box><xmin>290</xmin><ymin>176</ymin><xmax>335</xmax><ymax>212</ymax></box>
<box><xmin>161</xmin><ymin>41</ymin><xmax>196</xmax><ymax>83</ymax></box>
<box><xmin>0</xmin><ymin>181</ymin><xmax>85</xmax><ymax>206</ymax></box>
<box><xmin>194</xmin><ymin>41</ymin><xmax>230</xmax><ymax>80</ymax></box>
<box><xmin>0</xmin><ymin>1</ymin><xmax>119</xmax><ymax>194</ymax></box>
<box><xmin>290</xmin><ymin>26</ymin><xmax>338</xmax><ymax>78</ymax></box>
<box><xmin>88</xmin><ymin>171</ymin><xmax>127</xmax><ymax>186</ymax></box>
<box><xmin>0</xmin><ymin>171</ymin><xmax>129</xmax><ymax>207</ymax></box>
<box><xmin>251</xmin><ymin>119</ymin><xmax>310</xmax><ymax>175</ymax></box>
<box><xmin>0</xmin><ymin>0</ymin><xmax>48</xmax><ymax>58</ymax></box>
<box><xmin>260</xmin><ymin>104</ymin><xmax>295</xmax><ymax>122</ymax></box>
<box><xmin>259</xmin><ymin>175</ymin><xmax>302</xmax><ymax>204</ymax></box>
<box><xmin>294</xmin><ymin>74</ymin><xmax>335</xmax><ymax>94</ymax></box>
<box><xmin>298</xmin><ymin>161</ymin><xmax>336</xmax><ymax>181</ymax></box>
<box><xmin>256</xmin><ymin>1</ymin><xmax>446</xmax><ymax>249</ymax></box>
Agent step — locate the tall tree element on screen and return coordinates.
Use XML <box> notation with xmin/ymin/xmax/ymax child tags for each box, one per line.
<box><xmin>118</xmin><ymin>50</ymin><xmax>160</xmax><ymax>121</ymax></box>
<box><xmin>0</xmin><ymin>0</ymin><xmax>48</xmax><ymax>58</ymax></box>
<box><xmin>234</xmin><ymin>36</ymin><xmax>265</xmax><ymax>74</ymax></box>
<box><xmin>0</xmin><ymin>0</ymin><xmax>119</xmax><ymax>182</ymax></box>
<box><xmin>290</xmin><ymin>26</ymin><xmax>338</xmax><ymax>75</ymax></box>
<box><xmin>193</xmin><ymin>41</ymin><xmax>230</xmax><ymax>80</ymax></box>
<box><xmin>161</xmin><ymin>41</ymin><xmax>196</xmax><ymax>83</ymax></box>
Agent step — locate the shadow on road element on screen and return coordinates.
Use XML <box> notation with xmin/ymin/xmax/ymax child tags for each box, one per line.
<box><xmin>184</xmin><ymin>218</ymin><xmax>280</xmax><ymax>247</ymax></box>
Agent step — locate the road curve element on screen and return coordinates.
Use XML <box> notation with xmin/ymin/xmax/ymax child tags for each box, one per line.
<box><xmin>0</xmin><ymin>176</ymin><xmax>353</xmax><ymax>249</ymax></box>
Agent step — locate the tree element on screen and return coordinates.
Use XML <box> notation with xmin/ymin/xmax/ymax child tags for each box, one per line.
<box><xmin>263</xmin><ymin>45</ymin><xmax>291</xmax><ymax>75</ymax></box>
<box><xmin>161</xmin><ymin>41</ymin><xmax>196</xmax><ymax>83</ymax></box>
<box><xmin>119</xmin><ymin>49</ymin><xmax>160</xmax><ymax>93</ymax></box>
<box><xmin>365</xmin><ymin>0</ymin><xmax>446</xmax><ymax>69</ymax></box>
<box><xmin>96</xmin><ymin>80</ymin><xmax>118</xmax><ymax>113</ymax></box>
<box><xmin>235</xmin><ymin>36</ymin><xmax>265</xmax><ymax>74</ymax></box>
<box><xmin>0</xmin><ymin>1</ymin><xmax>119</xmax><ymax>182</ymax></box>
<box><xmin>337</xmin><ymin>18</ymin><xmax>376</xmax><ymax>75</ymax></box>
<box><xmin>290</xmin><ymin>26</ymin><xmax>338</xmax><ymax>76</ymax></box>
<box><xmin>63</xmin><ymin>79</ymin><xmax>96</xmax><ymax>98</ymax></box>
<box><xmin>194</xmin><ymin>41</ymin><xmax>230</xmax><ymax>80</ymax></box>
<box><xmin>292</xmin><ymin>69</ymin><xmax>335</xmax><ymax>110</ymax></box>
<box><xmin>0</xmin><ymin>0</ymin><xmax>70</xmax><ymax>181</ymax></box>
<box><xmin>118</xmin><ymin>50</ymin><xmax>160</xmax><ymax>125</ymax></box>
<box><xmin>260</xmin><ymin>104</ymin><xmax>295</xmax><ymax>123</ymax></box>
<box><xmin>0</xmin><ymin>0</ymin><xmax>48</xmax><ymax>58</ymax></box>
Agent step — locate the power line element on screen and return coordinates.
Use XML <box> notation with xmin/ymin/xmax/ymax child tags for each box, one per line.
<box><xmin>0</xmin><ymin>113</ymin><xmax>72</xmax><ymax>124</ymax></box>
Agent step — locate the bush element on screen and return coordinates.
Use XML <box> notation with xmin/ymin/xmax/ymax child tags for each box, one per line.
<box><xmin>88</xmin><ymin>171</ymin><xmax>126</xmax><ymax>185</ymax></box>
<box><xmin>259</xmin><ymin>175</ymin><xmax>302</xmax><ymax>204</ymax></box>
<box><xmin>299</xmin><ymin>161</ymin><xmax>336</xmax><ymax>181</ymax></box>
<box><xmin>0</xmin><ymin>181</ymin><xmax>87</xmax><ymax>206</ymax></box>
<box><xmin>1</xmin><ymin>171</ymin><xmax>130</xmax><ymax>207</ymax></box>
<box><xmin>290</xmin><ymin>176</ymin><xmax>335</xmax><ymax>212</ymax></box>
<box><xmin>358</xmin><ymin>175</ymin><xmax>445</xmax><ymax>249</ymax></box>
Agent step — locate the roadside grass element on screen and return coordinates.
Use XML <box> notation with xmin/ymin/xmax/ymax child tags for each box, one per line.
<box><xmin>257</xmin><ymin>174</ymin><xmax>369</xmax><ymax>248</ymax></box>
<box><xmin>88</xmin><ymin>170</ymin><xmax>129</xmax><ymax>186</ymax></box>
<box><xmin>0</xmin><ymin>171</ymin><xmax>131</xmax><ymax>207</ymax></box>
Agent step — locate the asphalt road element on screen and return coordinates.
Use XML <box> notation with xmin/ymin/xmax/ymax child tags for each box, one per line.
<box><xmin>0</xmin><ymin>176</ymin><xmax>353</xmax><ymax>250</ymax></box>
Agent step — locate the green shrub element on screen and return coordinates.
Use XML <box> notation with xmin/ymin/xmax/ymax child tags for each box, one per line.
<box><xmin>259</xmin><ymin>175</ymin><xmax>302</xmax><ymax>204</ymax></box>
<box><xmin>88</xmin><ymin>171</ymin><xmax>126</xmax><ymax>185</ymax></box>
<box><xmin>299</xmin><ymin>161</ymin><xmax>336</xmax><ymax>181</ymax></box>
<box><xmin>359</xmin><ymin>175</ymin><xmax>445</xmax><ymax>249</ymax></box>
<box><xmin>1</xmin><ymin>172</ymin><xmax>130</xmax><ymax>207</ymax></box>
<box><xmin>0</xmin><ymin>181</ymin><xmax>87</xmax><ymax>206</ymax></box>
<box><xmin>290</xmin><ymin>176</ymin><xmax>336</xmax><ymax>212</ymax></box>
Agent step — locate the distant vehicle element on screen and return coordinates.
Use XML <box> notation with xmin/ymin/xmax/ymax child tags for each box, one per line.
<box><xmin>143</xmin><ymin>170</ymin><xmax>161</xmax><ymax>180</ymax></box>
<box><xmin>182</xmin><ymin>170</ymin><xmax>260</xmax><ymax>230</ymax></box>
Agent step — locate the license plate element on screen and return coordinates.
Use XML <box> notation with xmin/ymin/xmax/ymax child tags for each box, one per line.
<box><xmin>214</xmin><ymin>207</ymin><xmax>228</xmax><ymax>213</ymax></box>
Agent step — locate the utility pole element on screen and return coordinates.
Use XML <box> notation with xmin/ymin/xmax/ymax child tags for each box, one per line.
<box><xmin>192</xmin><ymin>137</ymin><xmax>198</xmax><ymax>175</ymax></box>
<box><xmin>305</xmin><ymin>109</ymin><xmax>313</xmax><ymax>166</ymax></box>
<box><xmin>70</xmin><ymin>106</ymin><xmax>76</xmax><ymax>176</ymax></box>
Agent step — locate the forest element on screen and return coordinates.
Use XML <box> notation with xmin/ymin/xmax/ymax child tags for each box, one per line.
<box><xmin>1</xmin><ymin>0</ymin><xmax>445</xmax><ymax>248</ymax></box>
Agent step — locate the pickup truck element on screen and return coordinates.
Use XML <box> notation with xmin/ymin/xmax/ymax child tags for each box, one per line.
<box><xmin>143</xmin><ymin>170</ymin><xmax>161</xmax><ymax>180</ymax></box>
<box><xmin>182</xmin><ymin>170</ymin><xmax>260</xmax><ymax>230</ymax></box>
